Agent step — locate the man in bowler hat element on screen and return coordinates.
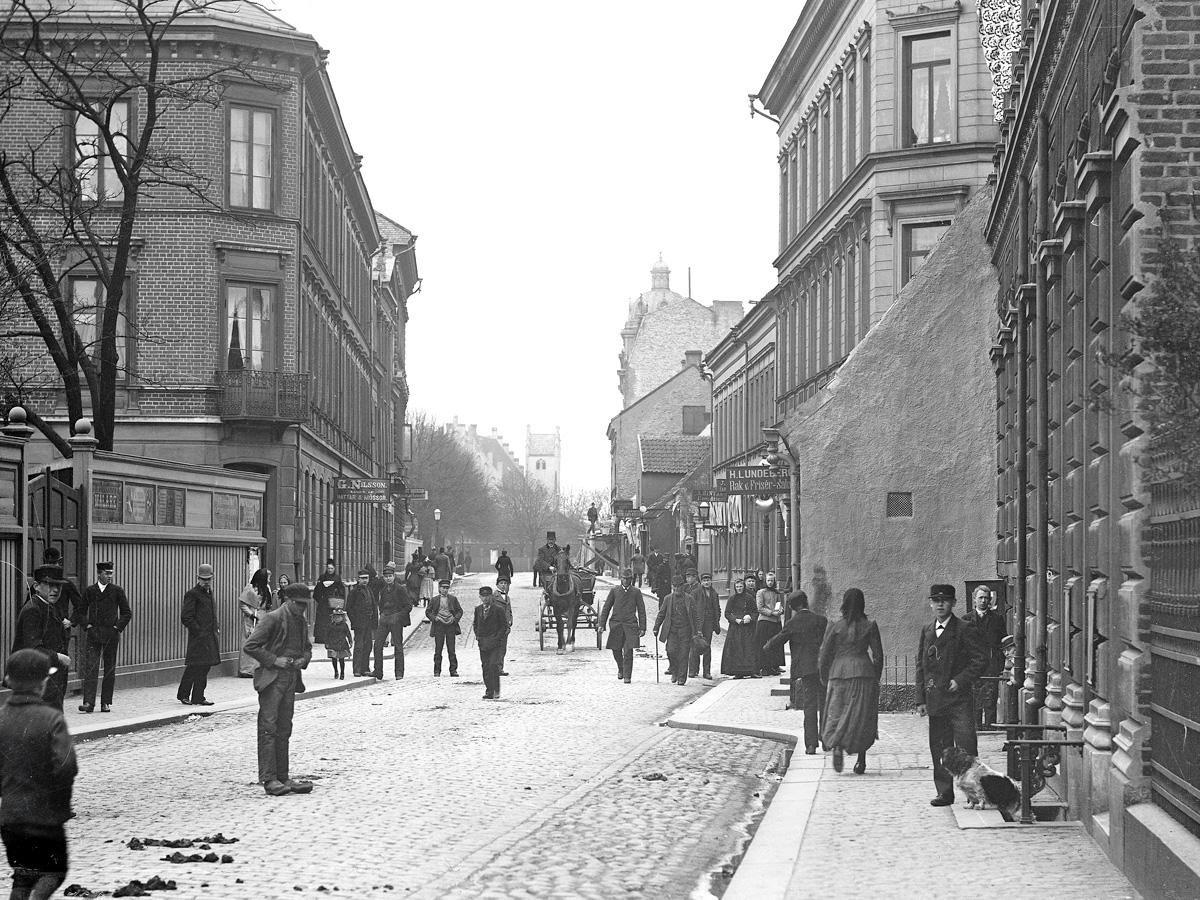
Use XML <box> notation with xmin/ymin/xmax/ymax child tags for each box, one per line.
<box><xmin>243</xmin><ymin>582</ymin><xmax>314</xmax><ymax>796</ymax></box>
<box><xmin>13</xmin><ymin>565</ymin><xmax>72</xmax><ymax>711</ymax></box>
<box><xmin>599</xmin><ymin>569</ymin><xmax>646</xmax><ymax>683</ymax></box>
<box><xmin>77</xmin><ymin>562</ymin><xmax>132</xmax><ymax>713</ymax></box>
<box><xmin>916</xmin><ymin>584</ymin><xmax>985</xmax><ymax>806</ymax></box>
<box><xmin>177</xmin><ymin>564</ymin><xmax>220</xmax><ymax>706</ymax></box>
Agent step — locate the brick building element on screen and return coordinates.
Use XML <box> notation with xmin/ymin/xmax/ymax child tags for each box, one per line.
<box><xmin>1</xmin><ymin>1</ymin><xmax>416</xmax><ymax>581</ymax></box>
<box><xmin>983</xmin><ymin>0</ymin><xmax>1200</xmax><ymax>894</ymax></box>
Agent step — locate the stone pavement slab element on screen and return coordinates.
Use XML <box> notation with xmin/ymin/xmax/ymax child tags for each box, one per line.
<box><xmin>667</xmin><ymin>677</ymin><xmax>1142</xmax><ymax>900</ymax></box>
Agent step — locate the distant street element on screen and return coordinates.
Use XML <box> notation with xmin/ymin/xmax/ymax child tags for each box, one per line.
<box><xmin>66</xmin><ymin>575</ymin><xmax>781</xmax><ymax>900</ymax></box>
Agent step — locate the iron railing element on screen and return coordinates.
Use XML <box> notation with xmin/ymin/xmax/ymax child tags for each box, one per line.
<box><xmin>215</xmin><ymin>370</ymin><xmax>309</xmax><ymax>425</ymax></box>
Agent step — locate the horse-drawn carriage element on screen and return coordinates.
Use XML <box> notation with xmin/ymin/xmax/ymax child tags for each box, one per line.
<box><xmin>538</xmin><ymin>546</ymin><xmax>603</xmax><ymax>651</ymax></box>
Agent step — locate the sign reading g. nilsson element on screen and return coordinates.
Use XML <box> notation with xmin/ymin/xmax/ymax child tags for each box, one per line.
<box><xmin>723</xmin><ymin>467</ymin><xmax>791</xmax><ymax>495</ymax></box>
<box><xmin>335</xmin><ymin>478</ymin><xmax>388</xmax><ymax>503</ymax></box>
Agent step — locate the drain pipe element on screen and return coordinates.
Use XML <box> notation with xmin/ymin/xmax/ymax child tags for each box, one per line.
<box><xmin>1014</xmin><ymin>174</ymin><xmax>1030</xmax><ymax>725</ymax></box>
<box><xmin>1033</xmin><ymin>114</ymin><xmax>1050</xmax><ymax>711</ymax></box>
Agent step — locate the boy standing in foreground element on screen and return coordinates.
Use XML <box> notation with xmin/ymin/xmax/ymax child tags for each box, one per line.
<box><xmin>0</xmin><ymin>649</ymin><xmax>78</xmax><ymax>899</ymax></box>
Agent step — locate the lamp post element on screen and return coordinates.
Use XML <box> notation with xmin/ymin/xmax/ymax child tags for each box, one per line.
<box><xmin>433</xmin><ymin>507</ymin><xmax>441</xmax><ymax>551</ymax></box>
<box><xmin>762</xmin><ymin>426</ymin><xmax>800</xmax><ymax>592</ymax></box>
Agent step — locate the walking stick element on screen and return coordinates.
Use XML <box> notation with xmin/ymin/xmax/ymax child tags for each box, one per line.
<box><xmin>654</xmin><ymin>632</ymin><xmax>660</xmax><ymax>683</ymax></box>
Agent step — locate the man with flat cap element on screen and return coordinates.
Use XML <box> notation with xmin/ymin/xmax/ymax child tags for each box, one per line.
<box><xmin>688</xmin><ymin>573</ymin><xmax>722</xmax><ymax>681</ymax></box>
<box><xmin>599</xmin><ymin>569</ymin><xmax>646</xmax><ymax>683</ymax></box>
<box><xmin>244</xmin><ymin>581</ymin><xmax>314</xmax><ymax>796</ymax></box>
<box><xmin>426</xmin><ymin>579</ymin><xmax>462</xmax><ymax>677</ymax></box>
<box><xmin>178</xmin><ymin>563</ymin><xmax>220</xmax><ymax>706</ymax></box>
<box><xmin>345</xmin><ymin>568</ymin><xmax>378</xmax><ymax>678</ymax></box>
<box><xmin>654</xmin><ymin>574</ymin><xmax>701</xmax><ymax>686</ymax></box>
<box><xmin>77</xmin><ymin>561</ymin><xmax>132</xmax><ymax>713</ymax></box>
<box><xmin>764</xmin><ymin>590</ymin><xmax>828</xmax><ymax>753</ymax></box>
<box><xmin>372</xmin><ymin>563</ymin><xmax>412</xmax><ymax>681</ymax></box>
<box><xmin>916</xmin><ymin>583</ymin><xmax>985</xmax><ymax>806</ymax></box>
<box><xmin>494</xmin><ymin>576</ymin><xmax>514</xmax><ymax>676</ymax></box>
<box><xmin>474</xmin><ymin>586</ymin><xmax>508</xmax><ymax>700</ymax></box>
<box><xmin>13</xmin><ymin>564</ymin><xmax>73</xmax><ymax>711</ymax></box>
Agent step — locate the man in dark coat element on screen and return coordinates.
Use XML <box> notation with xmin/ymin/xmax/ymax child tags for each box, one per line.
<box><xmin>433</xmin><ymin>548</ymin><xmax>452</xmax><ymax>584</ymax></box>
<box><xmin>372</xmin><ymin>564</ymin><xmax>412</xmax><ymax>680</ymax></box>
<box><xmin>345</xmin><ymin>569</ymin><xmax>378</xmax><ymax>678</ymax></box>
<box><xmin>495</xmin><ymin>550</ymin><xmax>514</xmax><ymax>582</ymax></box>
<box><xmin>764</xmin><ymin>590</ymin><xmax>828</xmax><ymax>754</ymax></box>
<box><xmin>599</xmin><ymin>570</ymin><xmax>646</xmax><ymax>683</ymax></box>
<box><xmin>13</xmin><ymin>564</ymin><xmax>72</xmax><ymax>711</ymax></box>
<box><xmin>630</xmin><ymin>550</ymin><xmax>646</xmax><ymax>588</ymax></box>
<box><xmin>426</xmin><ymin>580</ymin><xmax>463</xmax><ymax>676</ymax></box>
<box><xmin>916</xmin><ymin>584</ymin><xmax>985</xmax><ymax>806</ymax></box>
<box><xmin>688</xmin><ymin>573</ymin><xmax>722</xmax><ymax>680</ymax></box>
<box><xmin>586</xmin><ymin>503</ymin><xmax>599</xmax><ymax>533</ymax></box>
<box><xmin>312</xmin><ymin>560</ymin><xmax>345</xmax><ymax>645</ymax></box>
<box><xmin>534</xmin><ymin>532</ymin><xmax>560</xmax><ymax>588</ymax></box>
<box><xmin>243</xmin><ymin>582</ymin><xmax>314</xmax><ymax>796</ymax></box>
<box><xmin>177</xmin><ymin>563</ymin><xmax>221</xmax><ymax>706</ymax></box>
<box><xmin>963</xmin><ymin>585</ymin><xmax>1006</xmax><ymax>728</ymax></box>
<box><xmin>653</xmin><ymin>575</ymin><xmax>701</xmax><ymax>686</ymax></box>
<box><xmin>76</xmin><ymin>561</ymin><xmax>132</xmax><ymax>713</ymax></box>
<box><xmin>474</xmin><ymin>586</ymin><xmax>509</xmax><ymax>700</ymax></box>
<box><xmin>494</xmin><ymin>575</ymin><xmax>514</xmax><ymax>677</ymax></box>
<box><xmin>650</xmin><ymin>556</ymin><xmax>672</xmax><ymax>602</ymax></box>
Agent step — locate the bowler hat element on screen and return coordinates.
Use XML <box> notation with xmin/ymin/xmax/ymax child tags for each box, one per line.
<box><xmin>282</xmin><ymin>583</ymin><xmax>312</xmax><ymax>602</ymax></box>
<box><xmin>6</xmin><ymin>648</ymin><xmax>56</xmax><ymax>681</ymax></box>
<box><xmin>33</xmin><ymin>564</ymin><xmax>66</xmax><ymax>584</ymax></box>
<box><xmin>671</xmin><ymin>574</ymin><xmax>685</xmax><ymax>586</ymax></box>
<box><xmin>197</xmin><ymin>563</ymin><xmax>214</xmax><ymax>580</ymax></box>
<box><xmin>929</xmin><ymin>584</ymin><xmax>956</xmax><ymax>602</ymax></box>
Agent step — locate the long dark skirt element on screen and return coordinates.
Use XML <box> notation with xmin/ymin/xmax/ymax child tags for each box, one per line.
<box><xmin>721</xmin><ymin>623</ymin><xmax>759</xmax><ymax>676</ymax></box>
<box><xmin>822</xmin><ymin>676</ymin><xmax>880</xmax><ymax>753</ymax></box>
<box><xmin>755</xmin><ymin>619</ymin><xmax>784</xmax><ymax>671</ymax></box>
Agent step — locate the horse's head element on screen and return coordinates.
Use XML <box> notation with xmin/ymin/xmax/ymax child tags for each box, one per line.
<box><xmin>555</xmin><ymin>570</ymin><xmax>571</xmax><ymax>591</ymax></box>
<box><xmin>554</xmin><ymin>546</ymin><xmax>571</xmax><ymax>572</ymax></box>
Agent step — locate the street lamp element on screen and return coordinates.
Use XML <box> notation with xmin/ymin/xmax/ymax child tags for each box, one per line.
<box><xmin>434</xmin><ymin>507</ymin><xmax>441</xmax><ymax>550</ymax></box>
<box><xmin>697</xmin><ymin>500</ymin><xmax>711</xmax><ymax>525</ymax></box>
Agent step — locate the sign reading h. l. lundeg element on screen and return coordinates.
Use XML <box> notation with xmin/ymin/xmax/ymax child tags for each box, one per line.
<box><xmin>723</xmin><ymin>466</ymin><xmax>791</xmax><ymax>495</ymax></box>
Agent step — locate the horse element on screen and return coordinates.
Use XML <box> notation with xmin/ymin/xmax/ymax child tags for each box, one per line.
<box><xmin>543</xmin><ymin>546</ymin><xmax>581</xmax><ymax>653</ymax></box>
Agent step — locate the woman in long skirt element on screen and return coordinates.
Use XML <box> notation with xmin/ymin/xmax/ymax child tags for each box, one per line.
<box><xmin>721</xmin><ymin>576</ymin><xmax>760</xmax><ymax>677</ymax></box>
<box><xmin>818</xmin><ymin>587</ymin><xmax>884</xmax><ymax>774</ymax></box>
<box><xmin>419</xmin><ymin>558</ymin><xmax>438</xmax><ymax>605</ymax></box>
<box><xmin>754</xmin><ymin>572</ymin><xmax>786</xmax><ymax>676</ymax></box>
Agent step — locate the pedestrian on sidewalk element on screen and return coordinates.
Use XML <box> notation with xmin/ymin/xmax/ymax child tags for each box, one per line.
<box><xmin>963</xmin><ymin>585</ymin><xmax>1006</xmax><ymax>729</ymax></box>
<box><xmin>755</xmin><ymin>572</ymin><xmax>786</xmax><ymax>677</ymax></box>
<box><xmin>494</xmin><ymin>576</ymin><xmax>514</xmax><ymax>676</ymax></box>
<box><xmin>312</xmin><ymin>560</ymin><xmax>345</xmax><ymax>645</ymax></box>
<box><xmin>0</xmin><ymin>649</ymin><xmax>78</xmax><ymax>900</ymax></box>
<box><xmin>238</xmin><ymin>568</ymin><xmax>274</xmax><ymax>678</ymax></box>
<box><xmin>495</xmin><ymin>550</ymin><xmax>514</xmax><ymax>584</ymax></box>
<box><xmin>650</xmin><ymin>555</ymin><xmax>672</xmax><ymax>603</ymax></box>
<box><xmin>243</xmin><ymin>582</ymin><xmax>314</xmax><ymax>797</ymax></box>
<box><xmin>630</xmin><ymin>550</ymin><xmax>645</xmax><ymax>588</ymax></box>
<box><xmin>688</xmin><ymin>574</ymin><xmax>722</xmax><ymax>680</ymax></box>
<box><xmin>177</xmin><ymin>564</ymin><xmax>220</xmax><ymax>707</ymax></box>
<box><xmin>721</xmin><ymin>576</ymin><xmax>759</xmax><ymax>678</ymax></box>
<box><xmin>474</xmin><ymin>586</ymin><xmax>508</xmax><ymax>700</ymax></box>
<box><xmin>426</xmin><ymin>580</ymin><xmax>462</xmax><ymax>677</ymax></box>
<box><xmin>76</xmin><ymin>561</ymin><xmax>132</xmax><ymax>714</ymax></box>
<box><xmin>818</xmin><ymin>588</ymin><xmax>883</xmax><ymax>773</ymax></box>
<box><xmin>418</xmin><ymin>558</ymin><xmax>438</xmax><ymax>607</ymax></box>
<box><xmin>599</xmin><ymin>570</ymin><xmax>646</xmax><ymax>683</ymax></box>
<box><xmin>325</xmin><ymin>609</ymin><xmax>351</xmax><ymax>679</ymax></box>
<box><xmin>345</xmin><ymin>569</ymin><xmax>378</xmax><ymax>678</ymax></box>
<box><xmin>372</xmin><ymin>564</ymin><xmax>412</xmax><ymax>680</ymax></box>
<box><xmin>765</xmin><ymin>590</ymin><xmax>829</xmax><ymax>755</ymax></box>
<box><xmin>13</xmin><ymin>564</ymin><xmax>72</xmax><ymax>712</ymax></box>
<box><xmin>404</xmin><ymin>553</ymin><xmax>423</xmax><ymax>599</ymax></box>
<box><xmin>433</xmin><ymin>548</ymin><xmax>452</xmax><ymax>585</ymax></box>
<box><xmin>653</xmin><ymin>575</ymin><xmax>700</xmax><ymax>686</ymax></box>
<box><xmin>464</xmin><ymin>550</ymin><xmax>473</xmax><ymax>572</ymax></box>
<box><xmin>916</xmin><ymin>583</ymin><xmax>984</xmax><ymax>806</ymax></box>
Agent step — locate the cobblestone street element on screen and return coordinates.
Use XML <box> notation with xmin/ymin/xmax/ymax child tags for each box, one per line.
<box><xmin>64</xmin><ymin>576</ymin><xmax>780</xmax><ymax>900</ymax></box>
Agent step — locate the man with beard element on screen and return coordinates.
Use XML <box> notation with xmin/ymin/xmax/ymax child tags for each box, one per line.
<box><xmin>534</xmin><ymin>532</ymin><xmax>560</xmax><ymax>588</ymax></box>
<box><xmin>599</xmin><ymin>570</ymin><xmax>646</xmax><ymax>684</ymax></box>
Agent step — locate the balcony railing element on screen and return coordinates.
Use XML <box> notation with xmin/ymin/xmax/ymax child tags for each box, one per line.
<box><xmin>215</xmin><ymin>370</ymin><xmax>310</xmax><ymax>425</ymax></box>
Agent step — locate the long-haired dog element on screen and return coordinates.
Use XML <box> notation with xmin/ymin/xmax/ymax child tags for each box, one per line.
<box><xmin>941</xmin><ymin>746</ymin><xmax>1021</xmax><ymax>822</ymax></box>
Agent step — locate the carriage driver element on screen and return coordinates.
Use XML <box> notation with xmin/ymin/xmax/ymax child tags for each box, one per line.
<box><xmin>599</xmin><ymin>569</ymin><xmax>646</xmax><ymax>684</ymax></box>
<box><xmin>534</xmin><ymin>532</ymin><xmax>560</xmax><ymax>588</ymax></box>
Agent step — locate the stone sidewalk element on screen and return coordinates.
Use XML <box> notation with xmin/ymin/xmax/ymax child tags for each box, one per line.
<box><xmin>668</xmin><ymin>679</ymin><xmax>1142</xmax><ymax>900</ymax></box>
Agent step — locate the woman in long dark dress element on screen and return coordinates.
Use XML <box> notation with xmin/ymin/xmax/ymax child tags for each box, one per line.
<box><xmin>818</xmin><ymin>587</ymin><xmax>884</xmax><ymax>774</ymax></box>
<box><xmin>312</xmin><ymin>559</ymin><xmax>345</xmax><ymax>644</ymax></box>
<box><xmin>720</xmin><ymin>576</ymin><xmax>760</xmax><ymax>677</ymax></box>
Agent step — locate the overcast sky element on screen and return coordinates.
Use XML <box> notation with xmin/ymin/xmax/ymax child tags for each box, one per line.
<box><xmin>272</xmin><ymin>1</ymin><xmax>800</xmax><ymax>492</ymax></box>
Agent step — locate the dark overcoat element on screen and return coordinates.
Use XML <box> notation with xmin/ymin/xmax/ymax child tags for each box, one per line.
<box><xmin>963</xmin><ymin>609</ymin><xmax>1007</xmax><ymax>677</ymax></box>
<box><xmin>78</xmin><ymin>583</ymin><xmax>133</xmax><ymax>644</ymax></box>
<box><xmin>599</xmin><ymin>584</ymin><xmax>646</xmax><ymax>650</ymax></box>
<box><xmin>181</xmin><ymin>583</ymin><xmax>221</xmax><ymax>666</ymax></box>
<box><xmin>689</xmin><ymin>586</ymin><xmax>722</xmax><ymax>638</ymax></box>
<box><xmin>345</xmin><ymin>583</ymin><xmax>379</xmax><ymax>632</ymax></box>
<box><xmin>766</xmin><ymin>608</ymin><xmax>829</xmax><ymax>679</ymax></box>
<box><xmin>653</xmin><ymin>592</ymin><xmax>699</xmax><ymax>644</ymax></box>
<box><xmin>914</xmin><ymin>615</ymin><xmax>984</xmax><ymax>716</ymax></box>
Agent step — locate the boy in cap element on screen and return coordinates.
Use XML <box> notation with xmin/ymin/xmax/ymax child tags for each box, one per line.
<box><xmin>653</xmin><ymin>575</ymin><xmax>701</xmax><ymax>686</ymax></box>
<box><xmin>0</xmin><ymin>649</ymin><xmax>78</xmax><ymax>899</ymax></box>
<box><xmin>474</xmin><ymin>587</ymin><xmax>508</xmax><ymax>699</ymax></box>
<box><xmin>372</xmin><ymin>564</ymin><xmax>413</xmax><ymax>680</ymax></box>
<box><xmin>494</xmin><ymin>576</ymin><xmax>514</xmax><ymax>676</ymax></box>
<box><xmin>13</xmin><ymin>565</ymin><xmax>72</xmax><ymax>711</ymax></box>
<box><xmin>425</xmin><ymin>580</ymin><xmax>463</xmax><ymax>676</ymax></box>
<box><xmin>243</xmin><ymin>582</ymin><xmax>315</xmax><ymax>796</ymax></box>
<box><xmin>916</xmin><ymin>584</ymin><xmax>984</xmax><ymax>806</ymax></box>
<box><xmin>599</xmin><ymin>570</ymin><xmax>646</xmax><ymax>683</ymax></box>
<box><xmin>77</xmin><ymin>561</ymin><xmax>132</xmax><ymax>713</ymax></box>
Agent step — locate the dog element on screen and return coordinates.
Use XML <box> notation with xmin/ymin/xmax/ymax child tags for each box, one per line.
<box><xmin>940</xmin><ymin>746</ymin><xmax>1021</xmax><ymax>821</ymax></box>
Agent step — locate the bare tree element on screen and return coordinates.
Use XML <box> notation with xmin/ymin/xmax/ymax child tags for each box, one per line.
<box><xmin>494</xmin><ymin>470</ymin><xmax>561</xmax><ymax>564</ymax></box>
<box><xmin>0</xmin><ymin>0</ymin><xmax>281</xmax><ymax>454</ymax></box>
<box><xmin>403</xmin><ymin>410</ymin><xmax>494</xmax><ymax>549</ymax></box>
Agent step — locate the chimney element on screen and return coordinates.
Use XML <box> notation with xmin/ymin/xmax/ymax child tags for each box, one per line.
<box><xmin>684</xmin><ymin>350</ymin><xmax>702</xmax><ymax>369</ymax></box>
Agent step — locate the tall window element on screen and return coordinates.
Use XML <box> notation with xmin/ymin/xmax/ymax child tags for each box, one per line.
<box><xmin>225</xmin><ymin>283</ymin><xmax>272</xmax><ymax>370</ymax></box>
<box><xmin>71</xmin><ymin>277</ymin><xmax>127</xmax><ymax>376</ymax></box>
<box><xmin>901</xmin><ymin>221</ymin><xmax>951</xmax><ymax>285</ymax></box>
<box><xmin>904</xmin><ymin>32</ymin><xmax>954</xmax><ymax>146</ymax></box>
<box><xmin>229</xmin><ymin>105</ymin><xmax>274</xmax><ymax>210</ymax></box>
<box><xmin>75</xmin><ymin>100</ymin><xmax>129</xmax><ymax>202</ymax></box>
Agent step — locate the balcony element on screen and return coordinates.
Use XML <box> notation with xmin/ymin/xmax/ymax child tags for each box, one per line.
<box><xmin>215</xmin><ymin>370</ymin><xmax>310</xmax><ymax>425</ymax></box>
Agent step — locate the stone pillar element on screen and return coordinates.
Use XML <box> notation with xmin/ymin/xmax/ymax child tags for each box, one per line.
<box><xmin>68</xmin><ymin>418</ymin><xmax>99</xmax><ymax>578</ymax></box>
<box><xmin>1</xmin><ymin>407</ymin><xmax>35</xmax><ymax>581</ymax></box>
<box><xmin>1084</xmin><ymin>698</ymin><xmax>1114</xmax><ymax>854</ymax></box>
<box><xmin>1109</xmin><ymin>716</ymin><xmax>1150</xmax><ymax>871</ymax></box>
<box><xmin>1062</xmin><ymin>682</ymin><xmax>1087</xmax><ymax>820</ymax></box>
